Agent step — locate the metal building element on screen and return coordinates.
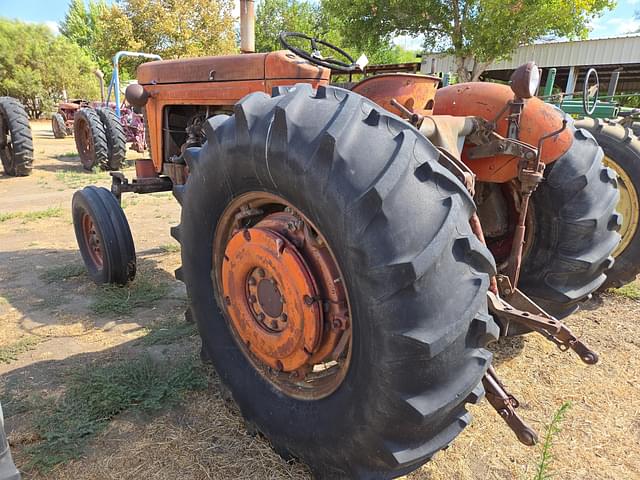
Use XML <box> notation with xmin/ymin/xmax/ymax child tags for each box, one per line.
<box><xmin>421</xmin><ymin>34</ymin><xmax>640</xmax><ymax>94</ymax></box>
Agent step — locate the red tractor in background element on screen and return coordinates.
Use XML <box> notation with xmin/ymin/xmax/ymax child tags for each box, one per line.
<box><xmin>70</xmin><ymin>5</ymin><xmax>620</xmax><ymax>477</ymax></box>
<box><xmin>51</xmin><ymin>52</ymin><xmax>160</xmax><ymax>171</ymax></box>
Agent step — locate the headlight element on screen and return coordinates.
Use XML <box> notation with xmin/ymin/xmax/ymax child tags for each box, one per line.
<box><xmin>510</xmin><ymin>61</ymin><xmax>540</xmax><ymax>99</ymax></box>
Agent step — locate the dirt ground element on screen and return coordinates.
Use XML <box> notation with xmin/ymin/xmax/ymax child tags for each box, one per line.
<box><xmin>1</xmin><ymin>120</ymin><xmax>639</xmax><ymax>480</ymax></box>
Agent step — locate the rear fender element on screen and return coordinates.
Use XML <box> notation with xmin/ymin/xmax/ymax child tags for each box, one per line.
<box><xmin>434</xmin><ymin>82</ymin><xmax>573</xmax><ymax>183</ymax></box>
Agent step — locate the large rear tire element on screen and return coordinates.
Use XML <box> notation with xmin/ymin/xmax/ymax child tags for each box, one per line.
<box><xmin>73</xmin><ymin>108</ymin><xmax>108</xmax><ymax>171</ymax></box>
<box><xmin>95</xmin><ymin>107</ymin><xmax>127</xmax><ymax>170</ymax></box>
<box><xmin>175</xmin><ymin>85</ymin><xmax>499</xmax><ymax>478</ymax></box>
<box><xmin>574</xmin><ymin>117</ymin><xmax>640</xmax><ymax>289</ymax></box>
<box><xmin>72</xmin><ymin>186</ymin><xmax>136</xmax><ymax>285</ymax></box>
<box><xmin>0</xmin><ymin>96</ymin><xmax>33</xmax><ymax>176</ymax></box>
<box><xmin>520</xmin><ymin>122</ymin><xmax>620</xmax><ymax>318</ymax></box>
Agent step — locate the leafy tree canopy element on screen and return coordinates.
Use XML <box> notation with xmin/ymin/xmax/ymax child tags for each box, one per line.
<box><xmin>325</xmin><ymin>0</ymin><xmax>614</xmax><ymax>81</ymax></box>
<box><xmin>256</xmin><ymin>0</ymin><xmax>420</xmax><ymax>65</ymax></box>
<box><xmin>0</xmin><ymin>18</ymin><xmax>99</xmax><ymax>117</ymax></box>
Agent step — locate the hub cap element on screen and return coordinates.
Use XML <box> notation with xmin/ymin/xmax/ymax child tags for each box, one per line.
<box><xmin>215</xmin><ymin>194</ymin><xmax>352</xmax><ymax>399</ymax></box>
<box><xmin>222</xmin><ymin>227</ymin><xmax>322</xmax><ymax>372</ymax></box>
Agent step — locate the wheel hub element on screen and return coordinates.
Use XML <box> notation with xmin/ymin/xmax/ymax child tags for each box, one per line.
<box><xmin>82</xmin><ymin>213</ymin><xmax>103</xmax><ymax>268</ymax></box>
<box><xmin>222</xmin><ymin>225</ymin><xmax>322</xmax><ymax>372</ymax></box>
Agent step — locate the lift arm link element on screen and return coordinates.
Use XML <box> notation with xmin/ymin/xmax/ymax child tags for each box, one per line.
<box><xmin>487</xmin><ymin>290</ymin><xmax>599</xmax><ymax>365</ymax></box>
<box><xmin>482</xmin><ymin>366</ymin><xmax>538</xmax><ymax>446</ymax></box>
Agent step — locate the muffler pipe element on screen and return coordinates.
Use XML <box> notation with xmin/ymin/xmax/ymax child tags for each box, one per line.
<box><xmin>94</xmin><ymin>69</ymin><xmax>105</xmax><ymax>104</ymax></box>
<box><xmin>240</xmin><ymin>0</ymin><xmax>255</xmax><ymax>54</ymax></box>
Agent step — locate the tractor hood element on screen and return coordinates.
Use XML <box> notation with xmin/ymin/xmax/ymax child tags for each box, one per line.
<box><xmin>137</xmin><ymin>50</ymin><xmax>329</xmax><ymax>85</ymax></box>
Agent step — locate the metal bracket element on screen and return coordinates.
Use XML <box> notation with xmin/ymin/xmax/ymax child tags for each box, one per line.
<box><xmin>489</xmin><ymin>276</ymin><xmax>599</xmax><ymax>365</ymax></box>
<box><xmin>483</xmin><ymin>366</ymin><xmax>538</xmax><ymax>446</ymax></box>
<box><xmin>110</xmin><ymin>171</ymin><xmax>173</xmax><ymax>203</ymax></box>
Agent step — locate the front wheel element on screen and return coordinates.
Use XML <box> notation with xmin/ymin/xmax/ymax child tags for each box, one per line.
<box><xmin>52</xmin><ymin>112</ymin><xmax>67</xmax><ymax>139</ymax></box>
<box><xmin>72</xmin><ymin>186</ymin><xmax>136</xmax><ymax>285</ymax></box>
<box><xmin>175</xmin><ymin>85</ymin><xmax>498</xmax><ymax>478</ymax></box>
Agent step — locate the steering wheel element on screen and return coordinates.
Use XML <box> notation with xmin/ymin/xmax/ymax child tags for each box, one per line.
<box><xmin>279</xmin><ymin>32</ymin><xmax>358</xmax><ymax>72</ymax></box>
<box><xmin>583</xmin><ymin>68</ymin><xmax>599</xmax><ymax>116</ymax></box>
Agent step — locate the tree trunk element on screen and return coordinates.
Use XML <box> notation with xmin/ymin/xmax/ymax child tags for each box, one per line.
<box><xmin>455</xmin><ymin>56</ymin><xmax>472</xmax><ymax>82</ymax></box>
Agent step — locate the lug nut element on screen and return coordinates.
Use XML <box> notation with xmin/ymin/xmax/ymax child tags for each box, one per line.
<box><xmin>225</xmin><ymin>296</ymin><xmax>231</xmax><ymax>305</ymax></box>
<box><xmin>256</xmin><ymin>268</ymin><xmax>265</xmax><ymax>278</ymax></box>
<box><xmin>248</xmin><ymin>277</ymin><xmax>257</xmax><ymax>286</ymax></box>
<box><xmin>256</xmin><ymin>313</ymin><xmax>265</xmax><ymax>321</ymax></box>
<box><xmin>281</xmin><ymin>313</ymin><xmax>287</xmax><ymax>322</ymax></box>
<box><xmin>249</xmin><ymin>295</ymin><xmax>257</xmax><ymax>303</ymax></box>
<box><xmin>303</xmin><ymin>295</ymin><xmax>314</xmax><ymax>305</ymax></box>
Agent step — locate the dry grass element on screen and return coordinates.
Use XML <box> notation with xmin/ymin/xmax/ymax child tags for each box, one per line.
<box><xmin>1</xmin><ymin>124</ymin><xmax>638</xmax><ymax>480</ymax></box>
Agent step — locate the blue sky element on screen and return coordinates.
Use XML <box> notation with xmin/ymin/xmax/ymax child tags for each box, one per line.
<box><xmin>1</xmin><ymin>0</ymin><xmax>637</xmax><ymax>42</ymax></box>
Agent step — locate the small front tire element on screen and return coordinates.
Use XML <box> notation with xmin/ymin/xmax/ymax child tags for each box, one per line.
<box><xmin>72</xmin><ymin>186</ymin><xmax>136</xmax><ymax>285</ymax></box>
<box><xmin>52</xmin><ymin>112</ymin><xmax>67</xmax><ymax>139</ymax></box>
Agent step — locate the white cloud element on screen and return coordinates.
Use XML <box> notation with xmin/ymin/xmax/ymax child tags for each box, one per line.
<box><xmin>392</xmin><ymin>34</ymin><xmax>424</xmax><ymax>51</ymax></box>
<box><xmin>43</xmin><ymin>21</ymin><xmax>59</xmax><ymax>35</ymax></box>
<box><xmin>607</xmin><ymin>17</ymin><xmax>640</xmax><ymax>34</ymax></box>
<box><xmin>24</xmin><ymin>19</ymin><xmax>59</xmax><ymax>35</ymax></box>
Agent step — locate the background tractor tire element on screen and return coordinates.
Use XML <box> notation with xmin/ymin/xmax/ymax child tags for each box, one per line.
<box><xmin>520</xmin><ymin>121</ymin><xmax>620</xmax><ymax>319</ymax></box>
<box><xmin>72</xmin><ymin>186</ymin><xmax>136</xmax><ymax>285</ymax></box>
<box><xmin>73</xmin><ymin>108</ymin><xmax>108</xmax><ymax>171</ymax></box>
<box><xmin>0</xmin><ymin>96</ymin><xmax>33</xmax><ymax>176</ymax></box>
<box><xmin>574</xmin><ymin>117</ymin><xmax>640</xmax><ymax>290</ymax></box>
<box><xmin>95</xmin><ymin>107</ymin><xmax>127</xmax><ymax>170</ymax></box>
<box><xmin>52</xmin><ymin>112</ymin><xmax>67</xmax><ymax>139</ymax></box>
<box><xmin>175</xmin><ymin>84</ymin><xmax>499</xmax><ymax>478</ymax></box>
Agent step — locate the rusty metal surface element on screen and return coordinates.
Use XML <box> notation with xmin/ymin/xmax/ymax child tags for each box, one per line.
<box><xmin>81</xmin><ymin>213</ymin><xmax>103</xmax><ymax>269</ymax></box>
<box><xmin>213</xmin><ymin>192</ymin><xmax>352</xmax><ymax>399</ymax></box>
<box><xmin>74</xmin><ymin>115</ymin><xmax>95</xmax><ymax>170</ymax></box>
<box><xmin>482</xmin><ymin>366</ymin><xmax>538</xmax><ymax>446</ymax></box>
<box><xmin>352</xmin><ymin>74</ymin><xmax>439</xmax><ymax>117</ymax></box>
<box><xmin>137</xmin><ymin>50</ymin><xmax>328</xmax><ymax>85</ymax></box>
<box><xmin>222</xmin><ymin>226</ymin><xmax>322</xmax><ymax>372</ymax></box>
<box><xmin>140</xmin><ymin>51</ymin><xmax>330</xmax><ymax>171</ymax></box>
<box><xmin>434</xmin><ymin>82</ymin><xmax>573</xmax><ymax>182</ymax></box>
<box><xmin>489</xmin><ymin>280</ymin><xmax>599</xmax><ymax>364</ymax></box>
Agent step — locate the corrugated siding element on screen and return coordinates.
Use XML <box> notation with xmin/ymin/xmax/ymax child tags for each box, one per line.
<box><xmin>421</xmin><ymin>35</ymin><xmax>640</xmax><ymax>73</ymax></box>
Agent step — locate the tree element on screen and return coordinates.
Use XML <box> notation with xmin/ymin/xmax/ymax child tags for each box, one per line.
<box><xmin>255</xmin><ymin>0</ymin><xmax>420</xmax><ymax>65</ymax></box>
<box><xmin>326</xmin><ymin>0</ymin><xmax>614</xmax><ymax>81</ymax></box>
<box><xmin>0</xmin><ymin>18</ymin><xmax>99</xmax><ymax>117</ymax></box>
<box><xmin>122</xmin><ymin>0</ymin><xmax>237</xmax><ymax>58</ymax></box>
<box><xmin>60</xmin><ymin>1</ymin><xmax>141</xmax><ymax>79</ymax></box>
<box><xmin>256</xmin><ymin>0</ymin><xmax>321</xmax><ymax>52</ymax></box>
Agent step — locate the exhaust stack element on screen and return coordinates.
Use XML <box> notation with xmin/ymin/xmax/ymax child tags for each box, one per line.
<box><xmin>94</xmin><ymin>69</ymin><xmax>105</xmax><ymax>104</ymax></box>
<box><xmin>240</xmin><ymin>0</ymin><xmax>255</xmax><ymax>54</ymax></box>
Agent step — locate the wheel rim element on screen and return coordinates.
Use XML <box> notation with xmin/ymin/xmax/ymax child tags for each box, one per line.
<box><xmin>603</xmin><ymin>155</ymin><xmax>639</xmax><ymax>255</ymax></box>
<box><xmin>81</xmin><ymin>212</ymin><xmax>103</xmax><ymax>268</ymax></box>
<box><xmin>214</xmin><ymin>192</ymin><xmax>352</xmax><ymax>400</ymax></box>
<box><xmin>76</xmin><ymin>118</ymin><xmax>95</xmax><ymax>169</ymax></box>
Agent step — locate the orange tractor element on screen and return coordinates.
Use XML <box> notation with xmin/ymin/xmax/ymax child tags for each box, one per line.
<box><xmin>71</xmin><ymin>6</ymin><xmax>619</xmax><ymax>478</ymax></box>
